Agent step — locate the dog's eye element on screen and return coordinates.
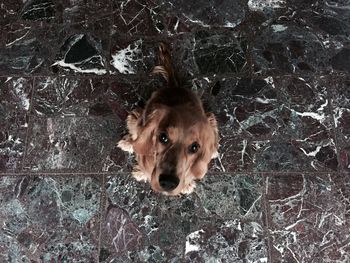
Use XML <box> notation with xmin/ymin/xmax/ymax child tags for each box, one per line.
<box><xmin>159</xmin><ymin>132</ymin><xmax>169</xmax><ymax>144</ymax></box>
<box><xmin>189</xmin><ymin>142</ymin><xmax>200</xmax><ymax>154</ymax></box>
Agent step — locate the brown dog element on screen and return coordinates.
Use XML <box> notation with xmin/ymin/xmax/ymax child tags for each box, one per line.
<box><xmin>118</xmin><ymin>43</ymin><xmax>219</xmax><ymax>195</ymax></box>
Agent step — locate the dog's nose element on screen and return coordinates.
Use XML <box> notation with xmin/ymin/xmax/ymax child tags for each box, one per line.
<box><xmin>159</xmin><ymin>174</ymin><xmax>179</xmax><ymax>191</ymax></box>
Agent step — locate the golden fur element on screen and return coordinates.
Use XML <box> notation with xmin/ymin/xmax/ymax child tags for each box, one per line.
<box><xmin>118</xmin><ymin>43</ymin><xmax>219</xmax><ymax>195</ymax></box>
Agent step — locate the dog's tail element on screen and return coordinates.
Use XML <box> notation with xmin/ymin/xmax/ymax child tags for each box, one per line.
<box><xmin>152</xmin><ymin>42</ymin><xmax>178</xmax><ymax>88</ymax></box>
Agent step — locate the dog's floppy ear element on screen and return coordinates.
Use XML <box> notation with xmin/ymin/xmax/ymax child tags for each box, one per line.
<box><xmin>190</xmin><ymin>113</ymin><xmax>219</xmax><ymax>180</ymax></box>
<box><xmin>206</xmin><ymin>112</ymin><xmax>219</xmax><ymax>159</ymax></box>
<box><xmin>133</xmin><ymin>107</ymin><xmax>166</xmax><ymax>156</ymax></box>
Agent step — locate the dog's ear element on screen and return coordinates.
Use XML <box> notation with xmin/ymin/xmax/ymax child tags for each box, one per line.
<box><xmin>133</xmin><ymin>108</ymin><xmax>166</xmax><ymax>156</ymax></box>
<box><xmin>190</xmin><ymin>113</ymin><xmax>219</xmax><ymax>180</ymax></box>
<box><xmin>206</xmin><ymin>112</ymin><xmax>219</xmax><ymax>159</ymax></box>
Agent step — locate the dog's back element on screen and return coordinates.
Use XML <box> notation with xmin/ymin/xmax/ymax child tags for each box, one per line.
<box><xmin>145</xmin><ymin>43</ymin><xmax>205</xmax><ymax>123</ymax></box>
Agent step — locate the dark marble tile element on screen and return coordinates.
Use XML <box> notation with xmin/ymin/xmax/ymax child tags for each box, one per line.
<box><xmin>0</xmin><ymin>175</ymin><xmax>101</xmax><ymax>262</ymax></box>
<box><xmin>111</xmin><ymin>0</ymin><xmax>248</xmax><ymax>38</ymax></box>
<box><xmin>0</xmin><ymin>23</ymin><xmax>60</xmax><ymax>75</ymax></box>
<box><xmin>252</xmin><ymin>22</ymin><xmax>328</xmax><ymax>75</ymax></box>
<box><xmin>32</xmin><ymin>77</ymin><xmax>110</xmax><ymax>117</ymax></box>
<box><xmin>52</xmin><ymin>18</ymin><xmax>111</xmax><ymax>75</ymax></box>
<box><xmin>250</xmin><ymin>0</ymin><xmax>350</xmax><ymax>75</ymax></box>
<box><xmin>0</xmin><ymin>15</ymin><xmax>113</xmax><ymax>76</ymax></box>
<box><xmin>293</xmin><ymin>1</ymin><xmax>350</xmax><ymax>44</ymax></box>
<box><xmin>109</xmin><ymin>28</ymin><xmax>249</xmax><ymax>78</ymax></box>
<box><xmin>111</xmin><ymin>0</ymin><xmax>166</xmax><ymax>37</ymax></box>
<box><xmin>192</xmin><ymin>30</ymin><xmax>249</xmax><ymax>76</ymax></box>
<box><xmin>160</xmin><ymin>0</ymin><xmax>248</xmax><ymax>29</ymax></box>
<box><xmin>1</xmin><ymin>0</ymin><xmax>113</xmax><ymax>25</ymax></box>
<box><xmin>212</xmin><ymin>138</ymin><xmax>337</xmax><ymax>173</ymax></box>
<box><xmin>101</xmin><ymin>174</ymin><xmax>192</xmax><ymax>262</ymax></box>
<box><xmin>0</xmin><ymin>77</ymin><xmax>33</xmax><ymax>172</ymax></box>
<box><xmin>23</xmin><ymin>116</ymin><xmax>123</xmax><ymax>172</ymax></box>
<box><xmin>59</xmin><ymin>0</ymin><xmax>113</xmax><ymax>24</ymax></box>
<box><xmin>101</xmin><ymin>173</ymin><xmax>267</xmax><ymax>262</ymax></box>
<box><xmin>199</xmin><ymin>75</ymin><xmax>337</xmax><ymax>172</ymax></box>
<box><xmin>20</xmin><ymin>0</ymin><xmax>57</xmax><ymax>22</ymax></box>
<box><xmin>0</xmin><ymin>0</ymin><xmax>22</xmax><ymax>26</ymax></box>
<box><xmin>330</xmin><ymin>48</ymin><xmax>350</xmax><ymax>73</ymax></box>
<box><xmin>329</xmin><ymin>76</ymin><xmax>350</xmax><ymax>172</ymax></box>
<box><xmin>183</xmin><ymin>219</ymin><xmax>268</xmax><ymax>263</ymax></box>
<box><xmin>109</xmin><ymin>37</ymin><xmax>156</xmax><ymax>76</ymax></box>
<box><xmin>195</xmin><ymin>174</ymin><xmax>263</xmax><ymax>221</ymax></box>
<box><xmin>106</xmin><ymin>77</ymin><xmax>160</xmax><ymax>118</ymax></box>
<box><xmin>247</xmin><ymin>0</ymin><xmax>287</xmax><ymax>15</ymax></box>
<box><xmin>110</xmin><ymin>0</ymin><xmax>208</xmax><ymax>38</ymax></box>
<box><xmin>266</xmin><ymin>173</ymin><xmax>350</xmax><ymax>262</ymax></box>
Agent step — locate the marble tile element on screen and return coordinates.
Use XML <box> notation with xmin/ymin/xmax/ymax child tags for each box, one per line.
<box><xmin>59</xmin><ymin>0</ymin><xmax>113</xmax><ymax>24</ymax></box>
<box><xmin>329</xmin><ymin>76</ymin><xmax>350</xmax><ymax>172</ymax></box>
<box><xmin>0</xmin><ymin>0</ymin><xmax>22</xmax><ymax>26</ymax></box>
<box><xmin>266</xmin><ymin>173</ymin><xmax>350</xmax><ymax>263</ymax></box>
<box><xmin>250</xmin><ymin>0</ymin><xmax>350</xmax><ymax>75</ymax></box>
<box><xmin>183</xmin><ymin>219</ymin><xmax>268</xmax><ymax>263</ymax></box>
<box><xmin>20</xmin><ymin>0</ymin><xmax>57</xmax><ymax>22</ymax></box>
<box><xmin>111</xmin><ymin>0</ymin><xmax>249</xmax><ymax>38</ymax></box>
<box><xmin>160</xmin><ymin>0</ymin><xmax>248</xmax><ymax>29</ymax></box>
<box><xmin>101</xmin><ymin>174</ymin><xmax>189</xmax><ymax>262</ymax></box>
<box><xmin>199</xmin><ymin>75</ymin><xmax>338</xmax><ymax>172</ymax></box>
<box><xmin>252</xmin><ymin>22</ymin><xmax>328</xmax><ymax>75</ymax></box>
<box><xmin>0</xmin><ymin>77</ymin><xmax>33</xmax><ymax>172</ymax></box>
<box><xmin>0</xmin><ymin>23</ymin><xmax>60</xmax><ymax>75</ymax></box>
<box><xmin>32</xmin><ymin>77</ymin><xmax>110</xmax><ymax>117</ymax></box>
<box><xmin>195</xmin><ymin>173</ymin><xmax>263</xmax><ymax>220</ymax></box>
<box><xmin>0</xmin><ymin>175</ymin><xmax>101</xmax><ymax>262</ymax></box>
<box><xmin>52</xmin><ymin>18</ymin><xmax>111</xmax><ymax>76</ymax></box>
<box><xmin>111</xmin><ymin>0</ymin><xmax>166</xmax><ymax>37</ymax></box>
<box><xmin>0</xmin><ymin>0</ymin><xmax>114</xmax><ymax>78</ymax></box>
<box><xmin>109</xmin><ymin>37</ymin><xmax>156</xmax><ymax>76</ymax></box>
<box><xmin>191</xmin><ymin>174</ymin><xmax>266</xmax><ymax>263</ymax></box>
<box><xmin>23</xmin><ymin>116</ymin><xmax>124</xmax><ymax>172</ymax></box>
<box><xmin>100</xmin><ymin>173</ymin><xmax>267</xmax><ymax>262</ymax></box>
<box><xmin>106</xmin><ymin>77</ymin><xmax>161</xmax><ymax>118</ymax></box>
<box><xmin>109</xmin><ymin>29</ymin><xmax>249</xmax><ymax>78</ymax></box>
<box><xmin>192</xmin><ymin>30</ymin><xmax>249</xmax><ymax>76</ymax></box>
<box><xmin>1</xmin><ymin>0</ymin><xmax>113</xmax><ymax>25</ymax></box>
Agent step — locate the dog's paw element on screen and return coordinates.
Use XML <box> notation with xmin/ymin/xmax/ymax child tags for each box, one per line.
<box><xmin>181</xmin><ymin>180</ymin><xmax>196</xmax><ymax>194</ymax></box>
<box><xmin>211</xmin><ymin>150</ymin><xmax>219</xmax><ymax>159</ymax></box>
<box><xmin>132</xmin><ymin>169</ymin><xmax>150</xmax><ymax>182</ymax></box>
<box><xmin>117</xmin><ymin>137</ymin><xmax>133</xmax><ymax>153</ymax></box>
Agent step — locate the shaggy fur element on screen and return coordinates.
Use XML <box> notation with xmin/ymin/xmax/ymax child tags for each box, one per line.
<box><xmin>118</xmin><ymin>43</ymin><xmax>219</xmax><ymax>195</ymax></box>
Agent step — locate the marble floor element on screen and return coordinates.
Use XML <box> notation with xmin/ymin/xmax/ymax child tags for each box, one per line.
<box><xmin>1</xmin><ymin>0</ymin><xmax>350</xmax><ymax>262</ymax></box>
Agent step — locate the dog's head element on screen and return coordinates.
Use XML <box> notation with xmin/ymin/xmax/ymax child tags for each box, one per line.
<box><xmin>133</xmin><ymin>104</ymin><xmax>219</xmax><ymax>195</ymax></box>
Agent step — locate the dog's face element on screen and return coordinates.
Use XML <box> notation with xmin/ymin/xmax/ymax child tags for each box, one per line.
<box><xmin>133</xmin><ymin>105</ymin><xmax>218</xmax><ymax>195</ymax></box>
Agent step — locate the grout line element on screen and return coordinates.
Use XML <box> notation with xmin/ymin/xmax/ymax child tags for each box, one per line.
<box><xmin>0</xmin><ymin>71</ymin><xmax>349</xmax><ymax>81</ymax></box>
<box><xmin>0</xmin><ymin>171</ymin><xmax>122</xmax><ymax>177</ymax></box>
<box><xmin>0</xmin><ymin>170</ymin><xmax>339</xmax><ymax>177</ymax></box>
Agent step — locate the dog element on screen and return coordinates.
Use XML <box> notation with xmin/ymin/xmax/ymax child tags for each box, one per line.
<box><xmin>117</xmin><ymin>43</ymin><xmax>219</xmax><ymax>195</ymax></box>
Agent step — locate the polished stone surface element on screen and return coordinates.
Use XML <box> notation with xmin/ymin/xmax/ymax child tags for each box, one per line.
<box><xmin>1</xmin><ymin>0</ymin><xmax>350</xmax><ymax>262</ymax></box>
